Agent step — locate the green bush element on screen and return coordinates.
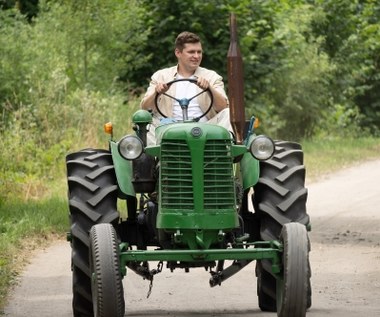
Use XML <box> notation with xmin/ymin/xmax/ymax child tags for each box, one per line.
<box><xmin>0</xmin><ymin>89</ymin><xmax>139</xmax><ymax>200</ymax></box>
<box><xmin>0</xmin><ymin>0</ymin><xmax>145</xmax><ymax>201</ymax></box>
<box><xmin>243</xmin><ymin>5</ymin><xmax>334</xmax><ymax>140</ymax></box>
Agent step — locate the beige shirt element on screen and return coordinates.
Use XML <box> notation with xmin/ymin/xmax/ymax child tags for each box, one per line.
<box><xmin>140</xmin><ymin>65</ymin><xmax>229</xmax><ymax>120</ymax></box>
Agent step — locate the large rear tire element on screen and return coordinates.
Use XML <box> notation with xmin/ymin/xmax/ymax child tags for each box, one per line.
<box><xmin>66</xmin><ymin>149</ymin><xmax>119</xmax><ymax>316</ymax></box>
<box><xmin>253</xmin><ymin>141</ymin><xmax>311</xmax><ymax>311</ymax></box>
<box><xmin>90</xmin><ymin>224</ymin><xmax>125</xmax><ymax>317</ymax></box>
<box><xmin>256</xmin><ymin>261</ymin><xmax>276</xmax><ymax>312</ymax></box>
<box><xmin>253</xmin><ymin>141</ymin><xmax>309</xmax><ymax>240</ymax></box>
<box><xmin>277</xmin><ymin>223</ymin><xmax>310</xmax><ymax>317</ymax></box>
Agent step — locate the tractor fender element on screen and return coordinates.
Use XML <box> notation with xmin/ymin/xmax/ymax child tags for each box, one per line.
<box><xmin>110</xmin><ymin>140</ymin><xmax>135</xmax><ymax>197</ymax></box>
<box><xmin>240</xmin><ymin>134</ymin><xmax>260</xmax><ymax>190</ymax></box>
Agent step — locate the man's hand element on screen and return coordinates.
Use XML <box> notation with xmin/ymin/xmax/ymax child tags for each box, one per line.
<box><xmin>156</xmin><ymin>82</ymin><xmax>169</xmax><ymax>94</ymax></box>
<box><xmin>196</xmin><ymin>76</ymin><xmax>210</xmax><ymax>90</ymax></box>
<box><xmin>196</xmin><ymin>76</ymin><xmax>228</xmax><ymax>112</ymax></box>
<box><xmin>141</xmin><ymin>82</ymin><xmax>168</xmax><ymax>110</ymax></box>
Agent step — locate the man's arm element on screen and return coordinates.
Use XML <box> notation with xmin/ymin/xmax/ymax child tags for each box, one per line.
<box><xmin>208</xmin><ymin>85</ymin><xmax>228</xmax><ymax>112</ymax></box>
<box><xmin>140</xmin><ymin>91</ymin><xmax>156</xmax><ymax>111</ymax></box>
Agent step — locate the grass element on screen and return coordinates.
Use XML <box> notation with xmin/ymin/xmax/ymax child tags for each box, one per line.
<box><xmin>303</xmin><ymin>137</ymin><xmax>380</xmax><ymax>181</ymax></box>
<box><xmin>0</xmin><ymin>197</ymin><xmax>68</xmax><ymax>311</ymax></box>
<box><xmin>0</xmin><ymin>136</ymin><xmax>379</xmax><ymax>312</ymax></box>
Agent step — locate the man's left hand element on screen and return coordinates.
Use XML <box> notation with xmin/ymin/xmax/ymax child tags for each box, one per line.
<box><xmin>196</xmin><ymin>76</ymin><xmax>210</xmax><ymax>90</ymax></box>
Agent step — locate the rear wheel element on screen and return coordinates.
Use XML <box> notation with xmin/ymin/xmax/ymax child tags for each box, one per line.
<box><xmin>90</xmin><ymin>224</ymin><xmax>125</xmax><ymax>317</ymax></box>
<box><xmin>256</xmin><ymin>261</ymin><xmax>276</xmax><ymax>311</ymax></box>
<box><xmin>66</xmin><ymin>149</ymin><xmax>119</xmax><ymax>316</ymax></box>
<box><xmin>253</xmin><ymin>141</ymin><xmax>311</xmax><ymax>311</ymax></box>
<box><xmin>277</xmin><ymin>223</ymin><xmax>310</xmax><ymax>317</ymax></box>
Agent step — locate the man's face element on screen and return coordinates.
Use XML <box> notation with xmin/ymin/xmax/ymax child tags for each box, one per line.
<box><xmin>175</xmin><ymin>42</ymin><xmax>203</xmax><ymax>73</ymax></box>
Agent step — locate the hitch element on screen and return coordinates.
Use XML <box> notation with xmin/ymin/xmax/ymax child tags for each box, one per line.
<box><xmin>127</xmin><ymin>261</ymin><xmax>163</xmax><ymax>281</ymax></box>
<box><xmin>127</xmin><ymin>261</ymin><xmax>163</xmax><ymax>298</ymax></box>
<box><xmin>209</xmin><ymin>259</ymin><xmax>252</xmax><ymax>287</ymax></box>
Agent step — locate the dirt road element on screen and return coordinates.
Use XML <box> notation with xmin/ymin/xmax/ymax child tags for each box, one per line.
<box><xmin>4</xmin><ymin>159</ymin><xmax>380</xmax><ymax>317</ymax></box>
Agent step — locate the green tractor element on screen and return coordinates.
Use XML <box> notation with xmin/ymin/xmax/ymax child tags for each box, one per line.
<box><xmin>66</xmin><ymin>15</ymin><xmax>311</xmax><ymax>317</ymax></box>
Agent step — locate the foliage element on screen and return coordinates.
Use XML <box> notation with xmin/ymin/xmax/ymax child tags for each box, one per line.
<box><xmin>124</xmin><ymin>0</ymin><xmax>231</xmax><ymax>90</ymax></box>
<box><xmin>0</xmin><ymin>8</ymin><xmax>32</xmax><ymax>117</ymax></box>
<box><xmin>345</xmin><ymin>3</ymin><xmax>380</xmax><ymax>135</ymax></box>
<box><xmin>235</xmin><ymin>2</ymin><xmax>333</xmax><ymax>140</ymax></box>
<box><xmin>312</xmin><ymin>0</ymin><xmax>380</xmax><ymax>135</ymax></box>
<box><xmin>0</xmin><ymin>88</ymin><xmax>140</xmax><ymax>200</ymax></box>
<box><xmin>0</xmin><ymin>1</ymin><xmax>143</xmax><ymax>201</ymax></box>
<box><xmin>0</xmin><ymin>0</ymin><xmax>39</xmax><ymax>20</ymax></box>
<box><xmin>303</xmin><ymin>137</ymin><xmax>380</xmax><ymax>181</ymax></box>
<box><xmin>0</xmin><ymin>0</ymin><xmax>148</xmax><ymax>107</ymax></box>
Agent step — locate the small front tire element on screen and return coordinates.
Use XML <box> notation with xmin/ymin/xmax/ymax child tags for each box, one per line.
<box><xmin>90</xmin><ymin>223</ymin><xmax>125</xmax><ymax>317</ymax></box>
<box><xmin>277</xmin><ymin>223</ymin><xmax>310</xmax><ymax>317</ymax></box>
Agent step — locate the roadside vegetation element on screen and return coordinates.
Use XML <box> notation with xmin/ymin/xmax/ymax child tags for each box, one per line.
<box><xmin>0</xmin><ymin>198</ymin><xmax>68</xmax><ymax>309</ymax></box>
<box><xmin>303</xmin><ymin>137</ymin><xmax>380</xmax><ymax>181</ymax></box>
<box><xmin>1</xmin><ymin>0</ymin><xmax>380</xmax><ymax>312</ymax></box>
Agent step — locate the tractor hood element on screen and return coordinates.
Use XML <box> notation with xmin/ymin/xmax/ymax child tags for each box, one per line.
<box><xmin>145</xmin><ymin>121</ymin><xmax>247</xmax><ymax>159</ymax></box>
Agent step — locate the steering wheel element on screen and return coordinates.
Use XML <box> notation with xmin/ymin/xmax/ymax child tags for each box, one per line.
<box><xmin>154</xmin><ymin>78</ymin><xmax>214</xmax><ymax>122</ymax></box>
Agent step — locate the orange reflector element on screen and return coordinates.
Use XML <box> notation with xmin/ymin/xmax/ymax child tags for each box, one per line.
<box><xmin>254</xmin><ymin>117</ymin><xmax>260</xmax><ymax>129</ymax></box>
<box><xmin>104</xmin><ymin>122</ymin><xmax>113</xmax><ymax>135</ymax></box>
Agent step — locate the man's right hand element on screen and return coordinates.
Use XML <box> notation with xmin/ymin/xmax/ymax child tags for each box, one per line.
<box><xmin>156</xmin><ymin>82</ymin><xmax>169</xmax><ymax>94</ymax></box>
<box><xmin>141</xmin><ymin>82</ymin><xmax>169</xmax><ymax>110</ymax></box>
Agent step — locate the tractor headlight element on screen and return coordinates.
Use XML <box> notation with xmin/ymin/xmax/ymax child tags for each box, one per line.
<box><xmin>118</xmin><ymin>135</ymin><xmax>144</xmax><ymax>160</ymax></box>
<box><xmin>249</xmin><ymin>135</ymin><xmax>275</xmax><ymax>161</ymax></box>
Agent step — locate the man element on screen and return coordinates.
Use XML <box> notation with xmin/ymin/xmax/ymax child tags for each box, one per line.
<box><xmin>140</xmin><ymin>31</ymin><xmax>231</xmax><ymax>144</ymax></box>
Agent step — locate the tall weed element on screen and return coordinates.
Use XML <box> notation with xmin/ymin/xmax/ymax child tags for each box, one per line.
<box><xmin>0</xmin><ymin>88</ymin><xmax>139</xmax><ymax>200</ymax></box>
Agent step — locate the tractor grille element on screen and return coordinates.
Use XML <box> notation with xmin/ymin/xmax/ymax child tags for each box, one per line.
<box><xmin>161</xmin><ymin>140</ymin><xmax>193</xmax><ymax>209</ymax></box>
<box><xmin>203</xmin><ymin>140</ymin><xmax>235</xmax><ymax>209</ymax></box>
<box><xmin>161</xmin><ymin>139</ymin><xmax>235</xmax><ymax>210</ymax></box>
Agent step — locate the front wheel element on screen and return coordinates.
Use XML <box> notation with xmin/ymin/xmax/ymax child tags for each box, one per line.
<box><xmin>277</xmin><ymin>223</ymin><xmax>310</xmax><ymax>317</ymax></box>
<box><xmin>90</xmin><ymin>223</ymin><xmax>125</xmax><ymax>317</ymax></box>
<box><xmin>66</xmin><ymin>149</ymin><xmax>119</xmax><ymax>316</ymax></box>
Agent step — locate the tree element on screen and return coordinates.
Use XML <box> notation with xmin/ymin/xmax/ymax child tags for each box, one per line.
<box><xmin>231</xmin><ymin>1</ymin><xmax>333</xmax><ymax>139</ymax></box>
<box><xmin>312</xmin><ymin>0</ymin><xmax>380</xmax><ymax>135</ymax></box>
<box><xmin>0</xmin><ymin>0</ymin><xmax>39</xmax><ymax>20</ymax></box>
<box><xmin>123</xmin><ymin>0</ymin><xmax>231</xmax><ymax>90</ymax></box>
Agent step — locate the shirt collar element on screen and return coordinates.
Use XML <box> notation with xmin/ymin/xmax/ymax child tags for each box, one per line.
<box><xmin>173</xmin><ymin>64</ymin><xmax>201</xmax><ymax>79</ymax></box>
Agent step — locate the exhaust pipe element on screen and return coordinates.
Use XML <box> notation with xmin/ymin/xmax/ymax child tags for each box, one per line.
<box><xmin>227</xmin><ymin>13</ymin><xmax>245</xmax><ymax>144</ymax></box>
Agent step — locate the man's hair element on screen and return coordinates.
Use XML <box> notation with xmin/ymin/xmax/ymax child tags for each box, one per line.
<box><xmin>175</xmin><ymin>32</ymin><xmax>201</xmax><ymax>51</ymax></box>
